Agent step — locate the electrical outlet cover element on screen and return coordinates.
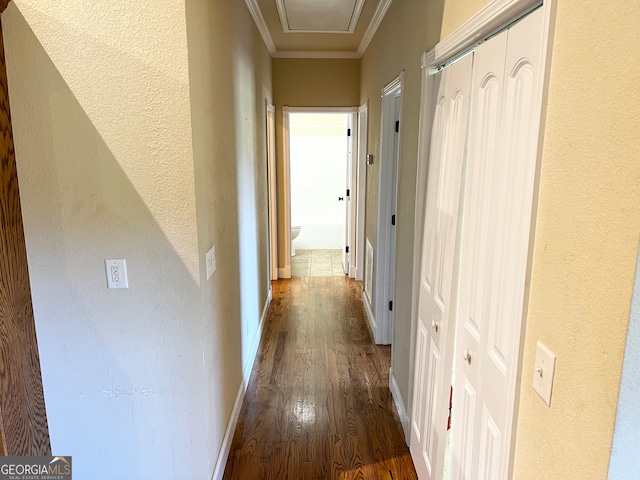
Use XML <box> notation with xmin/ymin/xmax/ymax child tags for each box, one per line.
<box><xmin>105</xmin><ymin>259</ymin><xmax>128</xmax><ymax>289</ymax></box>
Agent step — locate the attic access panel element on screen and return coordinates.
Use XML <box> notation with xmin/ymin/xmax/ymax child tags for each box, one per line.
<box><xmin>277</xmin><ymin>0</ymin><xmax>365</xmax><ymax>33</ymax></box>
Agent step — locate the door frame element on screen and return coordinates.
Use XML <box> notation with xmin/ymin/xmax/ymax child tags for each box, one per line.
<box><xmin>355</xmin><ymin>103</ymin><xmax>368</xmax><ymax>282</ymax></box>
<box><xmin>408</xmin><ymin>0</ymin><xmax>556</xmax><ymax>470</ymax></box>
<box><xmin>266</xmin><ymin>102</ymin><xmax>278</xmax><ymax>281</ymax></box>
<box><xmin>280</xmin><ymin>106</ymin><xmax>358</xmax><ymax>278</ymax></box>
<box><xmin>374</xmin><ymin>73</ymin><xmax>403</xmax><ymax>345</ymax></box>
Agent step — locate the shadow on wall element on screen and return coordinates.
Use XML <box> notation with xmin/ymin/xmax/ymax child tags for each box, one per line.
<box><xmin>185</xmin><ymin>1</ymin><xmax>273</xmax><ymax>469</ymax></box>
<box><xmin>5</xmin><ymin>7</ymin><xmax>241</xmax><ymax>479</ymax></box>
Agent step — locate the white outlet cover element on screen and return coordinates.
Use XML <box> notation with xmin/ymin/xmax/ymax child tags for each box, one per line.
<box><xmin>206</xmin><ymin>245</ymin><xmax>216</xmax><ymax>280</ymax></box>
<box><xmin>533</xmin><ymin>341</ymin><xmax>556</xmax><ymax>406</ymax></box>
<box><xmin>105</xmin><ymin>259</ymin><xmax>128</xmax><ymax>289</ymax></box>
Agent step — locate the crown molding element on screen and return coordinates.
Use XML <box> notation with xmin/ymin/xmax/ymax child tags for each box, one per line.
<box><xmin>357</xmin><ymin>0</ymin><xmax>394</xmax><ymax>57</ymax></box>
<box><xmin>244</xmin><ymin>0</ymin><xmax>394</xmax><ymax>59</ymax></box>
<box><xmin>243</xmin><ymin>0</ymin><xmax>277</xmax><ymax>55</ymax></box>
<box><xmin>273</xmin><ymin>50</ymin><xmax>361</xmax><ymax>59</ymax></box>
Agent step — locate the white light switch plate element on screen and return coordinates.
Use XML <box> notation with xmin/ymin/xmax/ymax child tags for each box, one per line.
<box><xmin>533</xmin><ymin>341</ymin><xmax>556</xmax><ymax>406</ymax></box>
<box><xmin>105</xmin><ymin>259</ymin><xmax>128</xmax><ymax>289</ymax></box>
<box><xmin>206</xmin><ymin>245</ymin><xmax>217</xmax><ymax>280</ymax></box>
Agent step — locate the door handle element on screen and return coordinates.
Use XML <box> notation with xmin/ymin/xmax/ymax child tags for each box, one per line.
<box><xmin>338</xmin><ymin>197</ymin><xmax>344</xmax><ymax>201</ymax></box>
<box><xmin>463</xmin><ymin>350</ymin><xmax>472</xmax><ymax>365</ymax></box>
<box><xmin>431</xmin><ymin>320</ymin><xmax>440</xmax><ymax>333</ymax></box>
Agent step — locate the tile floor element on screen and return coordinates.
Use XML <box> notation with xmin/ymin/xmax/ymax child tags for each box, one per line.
<box><xmin>291</xmin><ymin>249</ymin><xmax>346</xmax><ymax>277</ymax></box>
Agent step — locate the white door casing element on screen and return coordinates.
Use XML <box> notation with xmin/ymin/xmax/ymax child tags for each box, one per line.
<box><xmin>355</xmin><ymin>103</ymin><xmax>368</xmax><ymax>282</ymax></box>
<box><xmin>266</xmin><ymin>103</ymin><xmax>278</xmax><ymax>281</ymax></box>
<box><xmin>410</xmin><ymin>53</ymin><xmax>473</xmax><ymax>480</ymax></box>
<box><xmin>450</xmin><ymin>7</ymin><xmax>546</xmax><ymax>479</ymax></box>
<box><xmin>281</xmin><ymin>107</ymin><xmax>358</xmax><ymax>278</ymax></box>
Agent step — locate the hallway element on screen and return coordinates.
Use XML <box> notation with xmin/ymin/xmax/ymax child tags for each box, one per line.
<box><xmin>223</xmin><ymin>277</ymin><xmax>417</xmax><ymax>479</ymax></box>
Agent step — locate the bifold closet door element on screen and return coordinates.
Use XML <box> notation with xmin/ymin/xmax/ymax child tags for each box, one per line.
<box><xmin>410</xmin><ymin>53</ymin><xmax>473</xmax><ymax>480</ymax></box>
<box><xmin>450</xmin><ymin>7</ymin><xmax>546</xmax><ymax>480</ymax></box>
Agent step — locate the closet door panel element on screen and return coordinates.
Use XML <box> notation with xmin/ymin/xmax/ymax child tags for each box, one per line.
<box><xmin>411</xmin><ymin>53</ymin><xmax>473</xmax><ymax>480</ymax></box>
<box><xmin>451</xmin><ymin>28</ymin><xmax>507</xmax><ymax>480</ymax></box>
<box><xmin>451</xmin><ymin>7</ymin><xmax>546</xmax><ymax>480</ymax></box>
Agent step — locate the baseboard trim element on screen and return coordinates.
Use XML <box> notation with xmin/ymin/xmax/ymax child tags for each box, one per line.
<box><xmin>390</xmin><ymin>368</ymin><xmax>410</xmax><ymax>443</ymax></box>
<box><xmin>211</xmin><ymin>376</ymin><xmax>246</xmax><ymax>480</ymax></box>
<box><xmin>361</xmin><ymin>290</ymin><xmax>376</xmax><ymax>341</ymax></box>
<box><xmin>244</xmin><ymin>288</ymin><xmax>272</xmax><ymax>387</ymax></box>
<box><xmin>349</xmin><ymin>265</ymin><xmax>356</xmax><ymax>278</ymax></box>
<box><xmin>278</xmin><ymin>266</ymin><xmax>291</xmax><ymax>279</ymax></box>
<box><xmin>211</xmin><ymin>289</ymin><xmax>272</xmax><ymax>480</ymax></box>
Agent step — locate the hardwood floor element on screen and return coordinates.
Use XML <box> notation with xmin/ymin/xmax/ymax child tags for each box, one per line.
<box><xmin>223</xmin><ymin>276</ymin><xmax>417</xmax><ymax>480</ymax></box>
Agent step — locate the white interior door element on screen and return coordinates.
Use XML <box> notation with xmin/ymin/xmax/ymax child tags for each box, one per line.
<box><xmin>450</xmin><ymin>8</ymin><xmax>546</xmax><ymax>479</ymax></box>
<box><xmin>348</xmin><ymin>113</ymin><xmax>358</xmax><ymax>278</ymax></box>
<box><xmin>410</xmin><ymin>53</ymin><xmax>473</xmax><ymax>480</ymax></box>
<box><xmin>386</xmin><ymin>94</ymin><xmax>401</xmax><ymax>328</ymax></box>
<box><xmin>375</xmin><ymin>75</ymin><xmax>403</xmax><ymax>345</ymax></box>
<box><xmin>342</xmin><ymin>114</ymin><xmax>354</xmax><ymax>274</ymax></box>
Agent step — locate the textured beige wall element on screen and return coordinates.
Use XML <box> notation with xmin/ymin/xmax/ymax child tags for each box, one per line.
<box><xmin>5</xmin><ymin>0</ymin><xmax>273</xmax><ymax>477</ymax></box>
<box><xmin>512</xmin><ymin>0</ymin><xmax>640</xmax><ymax>477</ymax></box>
<box><xmin>273</xmin><ymin>58</ymin><xmax>360</xmax><ymax>267</ymax></box>
<box><xmin>440</xmin><ymin>0</ymin><xmax>487</xmax><ymax>38</ymax></box>
<box><xmin>4</xmin><ymin>1</ymin><xmax>206</xmax><ymax>478</ymax></box>
<box><xmin>360</xmin><ymin>0</ymin><xmax>444</xmax><ymax>408</ymax></box>
<box><xmin>185</xmin><ymin>0</ymin><xmax>272</xmax><ymax>472</ymax></box>
<box><xmin>440</xmin><ymin>0</ymin><xmax>640</xmax><ymax>477</ymax></box>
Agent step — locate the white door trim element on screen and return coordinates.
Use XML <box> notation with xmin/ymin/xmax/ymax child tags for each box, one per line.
<box><xmin>434</xmin><ymin>0</ymin><xmax>542</xmax><ymax>64</ymax></box>
<box><xmin>375</xmin><ymin>72</ymin><xmax>404</xmax><ymax>345</ymax></box>
<box><xmin>281</xmin><ymin>107</ymin><xmax>293</xmax><ymax>278</ymax></box>
<box><xmin>409</xmin><ymin>0</ymin><xmax>557</xmax><ymax>474</ymax></box>
<box><xmin>266</xmin><ymin>103</ymin><xmax>278</xmax><ymax>281</ymax></box>
<box><xmin>355</xmin><ymin>103</ymin><xmax>368</xmax><ymax>282</ymax></box>
<box><xmin>281</xmin><ymin>106</ymin><xmax>358</xmax><ymax>279</ymax></box>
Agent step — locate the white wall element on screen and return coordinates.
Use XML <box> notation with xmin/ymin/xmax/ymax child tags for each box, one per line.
<box><xmin>290</xmin><ymin>113</ymin><xmax>347</xmax><ymax>250</ymax></box>
<box><xmin>609</xmin><ymin>248</ymin><xmax>640</xmax><ymax>479</ymax></box>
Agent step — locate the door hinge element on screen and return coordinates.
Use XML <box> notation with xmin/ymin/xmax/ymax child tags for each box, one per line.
<box><xmin>389</xmin><ymin>301</ymin><xmax>393</xmax><ymax>311</ymax></box>
<box><xmin>346</xmin><ymin>246</ymin><xmax>350</xmax><ymax>254</ymax></box>
<box><xmin>395</xmin><ymin>121</ymin><xmax>399</xmax><ymax>133</ymax></box>
<box><xmin>346</xmin><ymin>188</ymin><xmax>350</xmax><ymax>197</ymax></box>
<box><xmin>391</xmin><ymin>214</ymin><xmax>396</xmax><ymax>226</ymax></box>
<box><xmin>347</xmin><ymin>128</ymin><xmax>352</xmax><ymax>136</ymax></box>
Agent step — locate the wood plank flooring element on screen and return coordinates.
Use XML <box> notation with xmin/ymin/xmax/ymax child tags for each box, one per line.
<box><xmin>224</xmin><ymin>276</ymin><xmax>417</xmax><ymax>480</ymax></box>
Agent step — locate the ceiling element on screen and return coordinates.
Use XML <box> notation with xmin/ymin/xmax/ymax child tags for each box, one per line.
<box><xmin>244</xmin><ymin>0</ymin><xmax>395</xmax><ymax>58</ymax></box>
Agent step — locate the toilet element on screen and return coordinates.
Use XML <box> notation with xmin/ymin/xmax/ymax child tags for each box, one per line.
<box><xmin>291</xmin><ymin>226</ymin><xmax>301</xmax><ymax>256</ymax></box>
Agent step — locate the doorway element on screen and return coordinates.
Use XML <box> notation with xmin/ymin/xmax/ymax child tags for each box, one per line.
<box><xmin>280</xmin><ymin>107</ymin><xmax>357</xmax><ymax>278</ymax></box>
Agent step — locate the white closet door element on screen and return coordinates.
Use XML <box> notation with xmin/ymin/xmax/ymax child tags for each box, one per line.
<box><xmin>450</xmin><ymin>7</ymin><xmax>545</xmax><ymax>480</ymax></box>
<box><xmin>410</xmin><ymin>53</ymin><xmax>473</xmax><ymax>480</ymax></box>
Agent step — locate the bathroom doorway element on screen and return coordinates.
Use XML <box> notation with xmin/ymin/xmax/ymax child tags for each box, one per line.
<box><xmin>282</xmin><ymin>108</ymin><xmax>357</xmax><ymax>277</ymax></box>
